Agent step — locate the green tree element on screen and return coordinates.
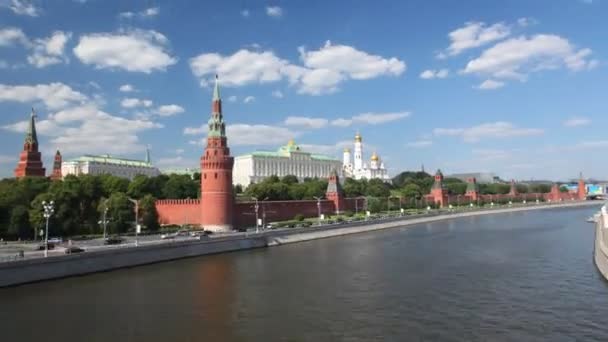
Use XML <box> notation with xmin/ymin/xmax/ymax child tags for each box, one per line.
<box><xmin>400</xmin><ymin>183</ymin><xmax>423</xmax><ymax>199</ymax></box>
<box><xmin>8</xmin><ymin>205</ymin><xmax>31</xmax><ymax>239</ymax></box>
<box><xmin>100</xmin><ymin>174</ymin><xmax>129</xmax><ymax>196</ymax></box>
<box><xmin>281</xmin><ymin>175</ymin><xmax>299</xmax><ymax>185</ymax></box>
<box><xmin>140</xmin><ymin>195</ymin><xmax>160</xmax><ymax>232</ymax></box>
<box><xmin>162</xmin><ymin>174</ymin><xmax>198</xmax><ymax>199</ymax></box>
<box><xmin>366</xmin><ymin>179</ymin><xmax>390</xmax><ymax>198</ymax></box>
<box><xmin>105</xmin><ymin>192</ymin><xmax>134</xmax><ymax>234</ymax></box>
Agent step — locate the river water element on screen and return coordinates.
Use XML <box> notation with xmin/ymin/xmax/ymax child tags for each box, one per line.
<box><xmin>1</xmin><ymin>206</ymin><xmax>607</xmax><ymax>341</ymax></box>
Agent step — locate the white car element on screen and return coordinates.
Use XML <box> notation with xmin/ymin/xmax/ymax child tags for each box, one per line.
<box><xmin>160</xmin><ymin>233</ymin><xmax>175</xmax><ymax>240</ymax></box>
<box><xmin>48</xmin><ymin>237</ymin><xmax>63</xmax><ymax>244</ymax></box>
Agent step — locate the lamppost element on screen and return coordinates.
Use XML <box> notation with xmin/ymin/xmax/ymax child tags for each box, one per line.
<box><xmin>42</xmin><ymin>200</ymin><xmax>54</xmax><ymax>258</ymax></box>
<box><xmin>313</xmin><ymin>196</ymin><xmax>322</xmax><ymax>225</ymax></box>
<box><xmin>127</xmin><ymin>198</ymin><xmax>139</xmax><ymax>247</ymax></box>
<box><xmin>98</xmin><ymin>204</ymin><xmax>110</xmax><ymax>239</ymax></box>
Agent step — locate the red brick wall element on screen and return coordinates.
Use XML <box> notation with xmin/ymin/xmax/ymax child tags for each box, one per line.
<box><xmin>156</xmin><ymin>199</ymin><xmax>201</xmax><ymax>226</ymax></box>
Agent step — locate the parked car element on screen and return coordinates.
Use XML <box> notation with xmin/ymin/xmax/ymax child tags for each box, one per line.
<box><xmin>160</xmin><ymin>233</ymin><xmax>175</xmax><ymax>240</ymax></box>
<box><xmin>37</xmin><ymin>242</ymin><xmax>55</xmax><ymax>250</ymax></box>
<box><xmin>48</xmin><ymin>237</ymin><xmax>63</xmax><ymax>244</ymax></box>
<box><xmin>176</xmin><ymin>230</ymin><xmax>189</xmax><ymax>237</ymax></box>
<box><xmin>104</xmin><ymin>236</ymin><xmax>123</xmax><ymax>245</ymax></box>
<box><xmin>64</xmin><ymin>246</ymin><xmax>85</xmax><ymax>254</ymax></box>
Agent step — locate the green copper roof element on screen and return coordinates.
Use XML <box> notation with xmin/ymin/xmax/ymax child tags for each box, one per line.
<box><xmin>208</xmin><ymin>76</ymin><xmax>226</xmax><ymax>138</ymax></box>
<box><xmin>243</xmin><ymin>142</ymin><xmax>339</xmax><ymax>162</ymax></box>
<box><xmin>67</xmin><ymin>154</ymin><xmax>155</xmax><ymax>168</ymax></box>
<box><xmin>212</xmin><ymin>75</ymin><xmax>220</xmax><ymax>101</ymax></box>
<box><xmin>25</xmin><ymin>108</ymin><xmax>38</xmax><ymax>145</ymax></box>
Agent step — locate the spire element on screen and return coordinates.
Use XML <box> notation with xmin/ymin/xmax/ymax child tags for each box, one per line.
<box><xmin>145</xmin><ymin>146</ymin><xmax>151</xmax><ymax>164</ymax></box>
<box><xmin>213</xmin><ymin>74</ymin><xmax>221</xmax><ymax>101</ymax></box>
<box><xmin>25</xmin><ymin>108</ymin><xmax>38</xmax><ymax>145</ymax></box>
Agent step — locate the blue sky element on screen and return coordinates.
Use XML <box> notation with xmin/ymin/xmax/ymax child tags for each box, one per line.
<box><xmin>0</xmin><ymin>0</ymin><xmax>606</xmax><ymax>181</ymax></box>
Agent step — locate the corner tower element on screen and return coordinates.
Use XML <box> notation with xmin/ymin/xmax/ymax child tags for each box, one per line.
<box><xmin>200</xmin><ymin>76</ymin><xmax>235</xmax><ymax>232</ymax></box>
<box><xmin>14</xmin><ymin>109</ymin><xmax>45</xmax><ymax>178</ymax></box>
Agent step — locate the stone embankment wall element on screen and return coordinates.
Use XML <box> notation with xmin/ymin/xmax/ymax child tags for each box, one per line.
<box><xmin>594</xmin><ymin>205</ymin><xmax>608</xmax><ymax>280</ymax></box>
<box><xmin>1</xmin><ymin>201</ymin><xmax>599</xmax><ymax>288</ymax></box>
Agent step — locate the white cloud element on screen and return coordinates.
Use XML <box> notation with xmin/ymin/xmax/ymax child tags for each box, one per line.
<box><xmin>156</xmin><ymin>156</ymin><xmax>196</xmax><ymax>168</ymax></box>
<box><xmin>119</xmin><ymin>84</ymin><xmax>135</xmax><ymax>92</ymax></box>
<box><xmin>189</xmin><ymin>41</ymin><xmax>406</xmax><ymax>95</ymax></box>
<box><xmin>284</xmin><ymin>116</ymin><xmax>328</xmax><ymax>129</ymax></box>
<box><xmin>574</xmin><ymin>140</ymin><xmax>608</xmax><ymax>149</ymax></box>
<box><xmin>73</xmin><ymin>29</ymin><xmax>177</xmax><ymax>73</ymax></box>
<box><xmin>407</xmin><ymin>140</ymin><xmax>433</xmax><ymax>148</ymax></box>
<box><xmin>463</xmin><ymin>34</ymin><xmax>597</xmax><ymax>83</ymax></box>
<box><xmin>155</xmin><ymin>104</ymin><xmax>184</xmax><ymax>116</ymax></box>
<box><xmin>434</xmin><ymin>121</ymin><xmax>544</xmax><ymax>143</ymax></box>
<box><xmin>121</xmin><ymin>97</ymin><xmax>153</xmax><ymax>108</ymax></box>
<box><xmin>472</xmin><ymin>148</ymin><xmax>512</xmax><ymax>161</ymax></box>
<box><xmin>185</xmin><ymin>123</ymin><xmax>300</xmax><ymax>147</ymax></box>
<box><xmin>420</xmin><ymin>69</ymin><xmax>449</xmax><ymax>79</ymax></box>
<box><xmin>27</xmin><ymin>31</ymin><xmax>72</xmax><ymax>68</ymax></box>
<box><xmin>6</xmin><ymin>0</ymin><xmax>41</xmax><ymax>17</ymax></box>
<box><xmin>243</xmin><ymin>95</ymin><xmax>255</xmax><ymax>103</ymax></box>
<box><xmin>0</xmin><ymin>27</ymin><xmax>30</xmax><ymax>47</ymax></box>
<box><xmin>476</xmin><ymin>79</ymin><xmax>505</xmax><ymax>90</ymax></box>
<box><xmin>271</xmin><ymin>90</ymin><xmax>283</xmax><ymax>98</ymax></box>
<box><xmin>241</xmin><ymin>9</ymin><xmax>250</xmax><ymax>17</ymax></box>
<box><xmin>266</xmin><ymin>6</ymin><xmax>283</xmax><ymax>17</ymax></box>
<box><xmin>227</xmin><ymin>95</ymin><xmax>237</xmax><ymax>102</ymax></box>
<box><xmin>2</xmin><ymin>104</ymin><xmax>162</xmax><ymax>155</ymax></box>
<box><xmin>119</xmin><ymin>7</ymin><xmax>159</xmax><ymax>19</ymax></box>
<box><xmin>517</xmin><ymin>17</ymin><xmax>536</xmax><ymax>27</ymax></box>
<box><xmin>0</xmin><ymin>82</ymin><xmax>87</xmax><ymax>109</ymax></box>
<box><xmin>563</xmin><ymin>117</ymin><xmax>591</xmax><ymax>127</ymax></box>
<box><xmin>298</xmin><ymin>140</ymin><xmax>353</xmax><ymax>155</ymax></box>
<box><xmin>330</xmin><ymin>111</ymin><xmax>410</xmax><ymax>127</ymax></box>
<box><xmin>442</xmin><ymin>21</ymin><xmax>511</xmax><ymax>57</ymax></box>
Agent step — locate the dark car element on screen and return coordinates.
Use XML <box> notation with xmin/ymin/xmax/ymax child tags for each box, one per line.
<box><xmin>104</xmin><ymin>236</ymin><xmax>123</xmax><ymax>245</ymax></box>
<box><xmin>64</xmin><ymin>246</ymin><xmax>85</xmax><ymax>254</ymax></box>
<box><xmin>37</xmin><ymin>243</ymin><xmax>55</xmax><ymax>250</ymax></box>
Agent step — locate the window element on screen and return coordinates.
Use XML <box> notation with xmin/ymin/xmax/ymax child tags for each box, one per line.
<box><xmin>215</xmin><ymin>173</ymin><xmax>218</xmax><ymax>179</ymax></box>
<box><xmin>204</xmin><ymin>173</ymin><xmax>207</xmax><ymax>179</ymax></box>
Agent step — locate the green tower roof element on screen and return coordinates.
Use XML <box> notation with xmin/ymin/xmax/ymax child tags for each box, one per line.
<box><xmin>25</xmin><ymin>108</ymin><xmax>38</xmax><ymax>145</ymax></box>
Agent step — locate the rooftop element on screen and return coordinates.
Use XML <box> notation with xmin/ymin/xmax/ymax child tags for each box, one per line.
<box><xmin>67</xmin><ymin>154</ymin><xmax>154</xmax><ymax>168</ymax></box>
<box><xmin>239</xmin><ymin>140</ymin><xmax>339</xmax><ymax>162</ymax></box>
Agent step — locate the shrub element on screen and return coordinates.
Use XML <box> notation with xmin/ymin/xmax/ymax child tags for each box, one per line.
<box><xmin>294</xmin><ymin>214</ymin><xmax>305</xmax><ymax>221</ymax></box>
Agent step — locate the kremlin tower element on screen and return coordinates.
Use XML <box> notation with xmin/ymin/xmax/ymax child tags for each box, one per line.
<box><xmin>200</xmin><ymin>76</ymin><xmax>235</xmax><ymax>232</ymax></box>
<box><xmin>14</xmin><ymin>109</ymin><xmax>45</xmax><ymax>178</ymax></box>
<box><xmin>50</xmin><ymin>150</ymin><xmax>62</xmax><ymax>181</ymax></box>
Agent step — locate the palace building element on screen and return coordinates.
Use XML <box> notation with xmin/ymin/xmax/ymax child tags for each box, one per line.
<box><xmin>342</xmin><ymin>132</ymin><xmax>390</xmax><ymax>181</ymax></box>
<box><xmin>232</xmin><ymin>139</ymin><xmax>342</xmax><ymax>187</ymax></box>
<box><xmin>61</xmin><ymin>149</ymin><xmax>160</xmax><ymax>180</ymax></box>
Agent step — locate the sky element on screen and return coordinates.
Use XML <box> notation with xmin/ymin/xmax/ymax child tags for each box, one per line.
<box><xmin>0</xmin><ymin>0</ymin><xmax>606</xmax><ymax>181</ymax></box>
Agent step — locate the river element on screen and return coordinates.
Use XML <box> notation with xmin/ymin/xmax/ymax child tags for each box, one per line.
<box><xmin>1</xmin><ymin>206</ymin><xmax>607</xmax><ymax>341</ymax></box>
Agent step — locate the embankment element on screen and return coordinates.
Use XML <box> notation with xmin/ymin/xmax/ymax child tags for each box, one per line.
<box><xmin>0</xmin><ymin>201</ymin><xmax>599</xmax><ymax>287</ymax></box>
<box><xmin>594</xmin><ymin>205</ymin><xmax>608</xmax><ymax>280</ymax></box>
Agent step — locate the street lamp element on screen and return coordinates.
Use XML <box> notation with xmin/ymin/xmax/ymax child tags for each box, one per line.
<box><xmin>41</xmin><ymin>200</ymin><xmax>54</xmax><ymax>258</ymax></box>
<box><xmin>127</xmin><ymin>198</ymin><xmax>139</xmax><ymax>247</ymax></box>
<box><xmin>251</xmin><ymin>197</ymin><xmax>268</xmax><ymax>233</ymax></box>
<box><xmin>313</xmin><ymin>196</ymin><xmax>322</xmax><ymax>226</ymax></box>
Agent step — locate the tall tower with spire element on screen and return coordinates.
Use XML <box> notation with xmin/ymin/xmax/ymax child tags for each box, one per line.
<box><xmin>50</xmin><ymin>150</ymin><xmax>62</xmax><ymax>181</ymax></box>
<box><xmin>353</xmin><ymin>131</ymin><xmax>363</xmax><ymax>171</ymax></box>
<box><xmin>200</xmin><ymin>76</ymin><xmax>235</xmax><ymax>231</ymax></box>
<box><xmin>14</xmin><ymin>108</ymin><xmax>46</xmax><ymax>178</ymax></box>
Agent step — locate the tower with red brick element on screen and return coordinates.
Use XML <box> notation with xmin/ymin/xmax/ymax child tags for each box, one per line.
<box><xmin>509</xmin><ymin>179</ymin><xmax>518</xmax><ymax>196</ymax></box>
<box><xmin>326</xmin><ymin>169</ymin><xmax>345</xmax><ymax>214</ymax></box>
<box><xmin>14</xmin><ymin>109</ymin><xmax>45</xmax><ymax>178</ymax></box>
<box><xmin>200</xmin><ymin>76</ymin><xmax>235</xmax><ymax>232</ymax></box>
<box><xmin>50</xmin><ymin>150</ymin><xmax>62</xmax><ymax>181</ymax></box>
<box><xmin>465</xmin><ymin>177</ymin><xmax>479</xmax><ymax>201</ymax></box>
<box><xmin>578</xmin><ymin>172</ymin><xmax>586</xmax><ymax>200</ymax></box>
<box><xmin>430</xmin><ymin>169</ymin><xmax>448</xmax><ymax>207</ymax></box>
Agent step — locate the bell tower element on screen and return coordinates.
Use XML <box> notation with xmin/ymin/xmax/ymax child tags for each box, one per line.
<box><xmin>200</xmin><ymin>76</ymin><xmax>235</xmax><ymax>232</ymax></box>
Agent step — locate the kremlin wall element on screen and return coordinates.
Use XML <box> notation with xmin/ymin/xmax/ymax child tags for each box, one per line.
<box><xmin>10</xmin><ymin>78</ymin><xmax>591</xmax><ymax>232</ymax></box>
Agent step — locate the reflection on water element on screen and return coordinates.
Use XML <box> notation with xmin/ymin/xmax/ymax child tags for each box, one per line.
<box><xmin>1</xmin><ymin>206</ymin><xmax>607</xmax><ymax>341</ymax></box>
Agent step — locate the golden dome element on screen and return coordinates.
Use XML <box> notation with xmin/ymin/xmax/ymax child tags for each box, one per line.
<box><xmin>288</xmin><ymin>138</ymin><xmax>295</xmax><ymax>146</ymax></box>
<box><xmin>371</xmin><ymin>151</ymin><xmax>379</xmax><ymax>161</ymax></box>
<box><xmin>355</xmin><ymin>131</ymin><xmax>362</xmax><ymax>142</ymax></box>
<box><xmin>343</xmin><ymin>147</ymin><xmax>351</xmax><ymax>153</ymax></box>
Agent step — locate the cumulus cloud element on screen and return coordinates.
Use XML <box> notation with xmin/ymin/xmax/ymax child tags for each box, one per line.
<box><xmin>271</xmin><ymin>90</ymin><xmax>283</xmax><ymax>98</ymax></box>
<box><xmin>5</xmin><ymin>0</ymin><xmax>41</xmax><ymax>17</ymax></box>
<box><xmin>420</xmin><ymin>69</ymin><xmax>449</xmax><ymax>79</ymax></box>
<box><xmin>243</xmin><ymin>96</ymin><xmax>255</xmax><ymax>103</ymax></box>
<box><xmin>434</xmin><ymin>121</ymin><xmax>543</xmax><ymax>143</ymax></box>
<box><xmin>121</xmin><ymin>97</ymin><xmax>153</xmax><ymax>108</ymax></box>
<box><xmin>563</xmin><ymin>117</ymin><xmax>591</xmax><ymax>127</ymax></box>
<box><xmin>441</xmin><ymin>21</ymin><xmax>511</xmax><ymax>57</ymax></box>
<box><xmin>27</xmin><ymin>31</ymin><xmax>72</xmax><ymax>68</ymax></box>
<box><xmin>185</xmin><ymin>123</ymin><xmax>299</xmax><ymax>146</ymax></box>
<box><xmin>119</xmin><ymin>84</ymin><xmax>136</xmax><ymax>92</ymax></box>
<box><xmin>241</xmin><ymin>9</ymin><xmax>250</xmax><ymax>17</ymax></box>
<box><xmin>463</xmin><ymin>34</ymin><xmax>597</xmax><ymax>84</ymax></box>
<box><xmin>118</xmin><ymin>7</ymin><xmax>160</xmax><ymax>19</ymax></box>
<box><xmin>476</xmin><ymin>79</ymin><xmax>505</xmax><ymax>90</ymax></box>
<box><xmin>284</xmin><ymin>116</ymin><xmax>328</xmax><ymax>129</ymax></box>
<box><xmin>73</xmin><ymin>29</ymin><xmax>177</xmax><ymax>73</ymax></box>
<box><xmin>266</xmin><ymin>6</ymin><xmax>283</xmax><ymax>17</ymax></box>
<box><xmin>407</xmin><ymin>140</ymin><xmax>433</xmax><ymax>148</ymax></box>
<box><xmin>331</xmin><ymin>111</ymin><xmax>411</xmax><ymax>127</ymax></box>
<box><xmin>0</xmin><ymin>27</ymin><xmax>30</xmax><ymax>47</ymax></box>
<box><xmin>298</xmin><ymin>140</ymin><xmax>353</xmax><ymax>156</ymax></box>
<box><xmin>227</xmin><ymin>95</ymin><xmax>237</xmax><ymax>102</ymax></box>
<box><xmin>0</xmin><ymin>82</ymin><xmax>87</xmax><ymax>109</ymax></box>
<box><xmin>155</xmin><ymin>104</ymin><xmax>184</xmax><ymax>116</ymax></box>
<box><xmin>189</xmin><ymin>41</ymin><xmax>406</xmax><ymax>95</ymax></box>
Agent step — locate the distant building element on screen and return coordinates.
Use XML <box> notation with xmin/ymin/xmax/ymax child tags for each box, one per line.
<box><xmin>161</xmin><ymin>168</ymin><xmax>200</xmax><ymax>178</ymax></box>
<box><xmin>62</xmin><ymin>149</ymin><xmax>160</xmax><ymax>180</ymax></box>
<box><xmin>447</xmin><ymin>172</ymin><xmax>498</xmax><ymax>184</ymax></box>
<box><xmin>233</xmin><ymin>139</ymin><xmax>342</xmax><ymax>187</ymax></box>
<box><xmin>342</xmin><ymin>132</ymin><xmax>390</xmax><ymax>181</ymax></box>
<box><xmin>14</xmin><ymin>109</ymin><xmax>46</xmax><ymax>178</ymax></box>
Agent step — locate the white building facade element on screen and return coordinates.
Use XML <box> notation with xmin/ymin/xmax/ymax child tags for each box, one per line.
<box><xmin>233</xmin><ymin>140</ymin><xmax>342</xmax><ymax>187</ymax></box>
<box><xmin>343</xmin><ymin>132</ymin><xmax>390</xmax><ymax>181</ymax></box>
<box><xmin>62</xmin><ymin>153</ymin><xmax>160</xmax><ymax>180</ymax></box>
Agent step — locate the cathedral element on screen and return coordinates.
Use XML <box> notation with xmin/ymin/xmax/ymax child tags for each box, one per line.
<box><xmin>342</xmin><ymin>132</ymin><xmax>390</xmax><ymax>181</ymax></box>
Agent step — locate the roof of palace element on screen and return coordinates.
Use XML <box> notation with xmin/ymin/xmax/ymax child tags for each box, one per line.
<box><xmin>238</xmin><ymin>140</ymin><xmax>340</xmax><ymax>162</ymax></box>
<box><xmin>66</xmin><ymin>154</ymin><xmax>155</xmax><ymax>168</ymax></box>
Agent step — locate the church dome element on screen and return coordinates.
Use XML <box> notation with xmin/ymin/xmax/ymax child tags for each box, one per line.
<box><xmin>355</xmin><ymin>131</ymin><xmax>362</xmax><ymax>142</ymax></box>
<box><xmin>371</xmin><ymin>151</ymin><xmax>379</xmax><ymax>161</ymax></box>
